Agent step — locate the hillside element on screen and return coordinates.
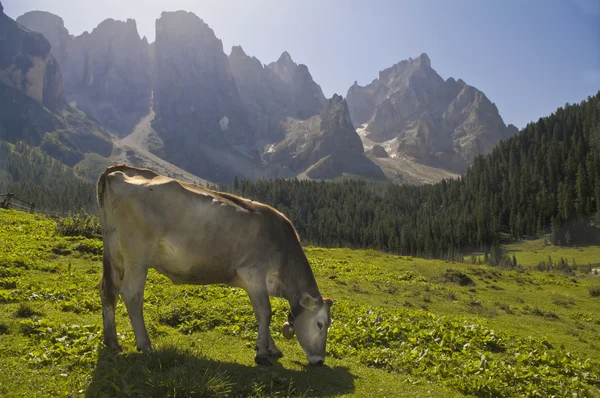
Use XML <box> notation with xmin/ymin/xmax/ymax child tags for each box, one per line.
<box><xmin>0</xmin><ymin>141</ymin><xmax>97</xmax><ymax>213</ymax></box>
<box><xmin>224</xmin><ymin>92</ymin><xmax>600</xmax><ymax>257</ymax></box>
<box><xmin>0</xmin><ymin>209</ymin><xmax>599</xmax><ymax>397</ymax></box>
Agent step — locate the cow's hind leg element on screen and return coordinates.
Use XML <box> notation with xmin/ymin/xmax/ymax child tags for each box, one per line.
<box><xmin>100</xmin><ymin>249</ymin><xmax>121</xmax><ymax>352</ymax></box>
<box><xmin>120</xmin><ymin>264</ymin><xmax>152</xmax><ymax>352</ymax></box>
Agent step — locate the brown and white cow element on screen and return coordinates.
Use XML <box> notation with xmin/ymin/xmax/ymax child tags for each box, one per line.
<box><xmin>97</xmin><ymin>164</ymin><xmax>333</xmax><ymax>366</ymax></box>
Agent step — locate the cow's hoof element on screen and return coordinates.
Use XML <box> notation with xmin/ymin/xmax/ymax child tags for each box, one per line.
<box><xmin>255</xmin><ymin>355</ymin><xmax>272</xmax><ymax>366</ymax></box>
<box><xmin>137</xmin><ymin>345</ymin><xmax>153</xmax><ymax>354</ymax></box>
<box><xmin>268</xmin><ymin>349</ymin><xmax>284</xmax><ymax>359</ymax></box>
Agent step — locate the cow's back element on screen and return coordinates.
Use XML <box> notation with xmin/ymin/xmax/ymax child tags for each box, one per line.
<box><xmin>99</xmin><ymin>165</ymin><xmax>297</xmax><ymax>286</ymax></box>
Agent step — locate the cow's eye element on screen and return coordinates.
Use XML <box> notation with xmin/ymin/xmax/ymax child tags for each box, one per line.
<box><xmin>317</xmin><ymin>322</ymin><xmax>324</xmax><ymax>330</ymax></box>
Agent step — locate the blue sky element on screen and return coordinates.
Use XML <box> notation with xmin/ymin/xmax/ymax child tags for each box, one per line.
<box><xmin>4</xmin><ymin>0</ymin><xmax>599</xmax><ymax>128</ymax></box>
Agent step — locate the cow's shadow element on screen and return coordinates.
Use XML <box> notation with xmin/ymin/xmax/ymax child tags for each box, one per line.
<box><xmin>85</xmin><ymin>346</ymin><xmax>356</xmax><ymax>397</ymax></box>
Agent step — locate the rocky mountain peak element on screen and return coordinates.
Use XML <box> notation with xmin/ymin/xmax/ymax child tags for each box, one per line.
<box><xmin>1</xmin><ymin>9</ymin><xmax>65</xmax><ymax>111</ymax></box>
<box><xmin>156</xmin><ymin>11</ymin><xmax>222</xmax><ymax>49</ymax></box>
<box><xmin>17</xmin><ymin>11</ymin><xmax>72</xmax><ymax>67</ymax></box>
<box><xmin>0</xmin><ymin>1</ymin><xmax>4</xmax><ymax>14</ymax></box>
<box><xmin>265</xmin><ymin>93</ymin><xmax>384</xmax><ymax>180</ymax></box>
<box><xmin>91</xmin><ymin>18</ymin><xmax>142</xmax><ymax>41</ymax></box>
<box><xmin>412</xmin><ymin>52</ymin><xmax>431</xmax><ymax>68</ymax></box>
<box><xmin>18</xmin><ymin>10</ymin><xmax>153</xmax><ymax>135</ymax></box>
<box><xmin>278</xmin><ymin>51</ymin><xmax>294</xmax><ymax>64</ymax></box>
<box><xmin>230</xmin><ymin>45</ymin><xmax>248</xmax><ymax>58</ymax></box>
<box><xmin>17</xmin><ymin>10</ymin><xmax>67</xmax><ymax>32</ymax></box>
<box><xmin>153</xmin><ymin>10</ymin><xmax>249</xmax><ymax>160</ymax></box>
<box><xmin>346</xmin><ymin>53</ymin><xmax>517</xmax><ymax>173</ymax></box>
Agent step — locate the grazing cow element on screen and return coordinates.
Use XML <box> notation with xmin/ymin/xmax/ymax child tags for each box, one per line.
<box><xmin>97</xmin><ymin>164</ymin><xmax>333</xmax><ymax>366</ymax></box>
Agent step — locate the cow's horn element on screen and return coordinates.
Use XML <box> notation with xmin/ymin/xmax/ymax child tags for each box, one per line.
<box><xmin>282</xmin><ymin>322</ymin><xmax>295</xmax><ymax>339</ymax></box>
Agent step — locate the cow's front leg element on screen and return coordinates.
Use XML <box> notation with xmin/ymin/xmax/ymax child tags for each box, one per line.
<box><xmin>246</xmin><ymin>286</ymin><xmax>273</xmax><ymax>366</ymax></box>
<box><xmin>268</xmin><ymin>335</ymin><xmax>283</xmax><ymax>359</ymax></box>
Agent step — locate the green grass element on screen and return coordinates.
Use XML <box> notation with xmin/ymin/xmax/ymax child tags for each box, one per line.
<box><xmin>504</xmin><ymin>238</ymin><xmax>600</xmax><ymax>267</ymax></box>
<box><xmin>1</xmin><ymin>209</ymin><xmax>599</xmax><ymax>397</ymax></box>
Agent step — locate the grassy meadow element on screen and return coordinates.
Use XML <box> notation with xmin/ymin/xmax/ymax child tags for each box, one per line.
<box><xmin>1</xmin><ymin>208</ymin><xmax>599</xmax><ymax>397</ymax></box>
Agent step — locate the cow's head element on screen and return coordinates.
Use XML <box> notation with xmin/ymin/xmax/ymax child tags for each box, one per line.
<box><xmin>283</xmin><ymin>293</ymin><xmax>333</xmax><ymax>366</ymax></box>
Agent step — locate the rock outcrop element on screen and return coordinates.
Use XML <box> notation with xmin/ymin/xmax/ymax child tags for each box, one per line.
<box><xmin>1</xmin><ymin>6</ymin><xmax>112</xmax><ymax>165</ymax></box>
<box><xmin>1</xmin><ymin>8</ymin><xmax>65</xmax><ymax>112</ymax></box>
<box><xmin>367</xmin><ymin>144</ymin><xmax>389</xmax><ymax>158</ymax></box>
<box><xmin>17</xmin><ymin>12</ymin><xmax>153</xmax><ymax>135</ymax></box>
<box><xmin>16</xmin><ymin>11</ymin><xmax>71</xmax><ymax>77</ymax></box>
<box><xmin>266</xmin><ymin>94</ymin><xmax>385</xmax><ymax>180</ymax></box>
<box><xmin>228</xmin><ymin>46</ymin><xmax>291</xmax><ymax>143</ymax></box>
<box><xmin>267</xmin><ymin>51</ymin><xmax>327</xmax><ymax>120</ymax></box>
<box><xmin>347</xmin><ymin>53</ymin><xmax>517</xmax><ymax>172</ymax></box>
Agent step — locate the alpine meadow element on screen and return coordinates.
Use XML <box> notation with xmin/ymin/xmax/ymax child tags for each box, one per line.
<box><xmin>1</xmin><ymin>0</ymin><xmax>600</xmax><ymax>397</ymax></box>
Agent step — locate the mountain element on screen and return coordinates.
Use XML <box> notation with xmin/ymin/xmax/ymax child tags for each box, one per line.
<box><xmin>228</xmin><ymin>46</ymin><xmax>292</xmax><ymax>143</ymax></box>
<box><xmin>16</xmin><ymin>11</ymin><xmax>153</xmax><ymax>136</ymax></box>
<box><xmin>11</xmin><ymin>7</ymin><xmax>518</xmax><ymax>185</ymax></box>
<box><xmin>266</xmin><ymin>51</ymin><xmax>327</xmax><ymax>120</ymax></box>
<box><xmin>151</xmin><ymin>11</ymin><xmax>259</xmax><ymax>183</ymax></box>
<box><xmin>347</xmin><ymin>53</ymin><xmax>518</xmax><ymax>173</ymax></box>
<box><xmin>0</xmin><ymin>4</ymin><xmax>112</xmax><ymax>166</ymax></box>
<box><xmin>266</xmin><ymin>94</ymin><xmax>385</xmax><ymax>180</ymax></box>
<box><xmin>228</xmin><ymin>47</ymin><xmax>327</xmax><ymax>144</ymax></box>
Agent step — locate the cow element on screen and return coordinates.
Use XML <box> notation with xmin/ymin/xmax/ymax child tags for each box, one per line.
<box><xmin>96</xmin><ymin>164</ymin><xmax>333</xmax><ymax>366</ymax></box>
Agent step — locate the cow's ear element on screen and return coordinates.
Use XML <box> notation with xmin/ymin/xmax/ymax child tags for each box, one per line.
<box><xmin>323</xmin><ymin>297</ymin><xmax>334</xmax><ymax>307</ymax></box>
<box><xmin>282</xmin><ymin>322</ymin><xmax>295</xmax><ymax>339</ymax></box>
<box><xmin>299</xmin><ymin>293</ymin><xmax>317</xmax><ymax>311</ymax></box>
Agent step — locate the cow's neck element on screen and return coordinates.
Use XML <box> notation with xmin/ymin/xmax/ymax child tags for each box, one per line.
<box><xmin>281</xmin><ymin>253</ymin><xmax>321</xmax><ymax>305</ymax></box>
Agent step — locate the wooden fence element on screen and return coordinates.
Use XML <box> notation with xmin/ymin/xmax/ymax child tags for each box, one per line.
<box><xmin>0</xmin><ymin>193</ymin><xmax>81</xmax><ymax>219</ymax></box>
<box><xmin>0</xmin><ymin>193</ymin><xmax>35</xmax><ymax>213</ymax></box>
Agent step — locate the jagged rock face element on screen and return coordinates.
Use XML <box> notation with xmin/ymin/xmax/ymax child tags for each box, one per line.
<box><xmin>151</xmin><ymin>11</ymin><xmax>258</xmax><ymax>183</ymax></box>
<box><xmin>17</xmin><ymin>13</ymin><xmax>152</xmax><ymax>135</ymax></box>
<box><xmin>228</xmin><ymin>47</ymin><xmax>328</xmax><ymax>145</ymax></box>
<box><xmin>154</xmin><ymin>11</ymin><xmax>249</xmax><ymax>147</ymax></box>
<box><xmin>267</xmin><ymin>52</ymin><xmax>327</xmax><ymax>120</ymax></box>
<box><xmin>347</xmin><ymin>53</ymin><xmax>517</xmax><ymax>172</ymax></box>
<box><xmin>266</xmin><ymin>94</ymin><xmax>384</xmax><ymax>180</ymax></box>
<box><xmin>228</xmin><ymin>46</ymin><xmax>291</xmax><ymax>143</ymax></box>
<box><xmin>16</xmin><ymin>11</ymin><xmax>71</xmax><ymax>73</ymax></box>
<box><xmin>0</xmin><ymin>8</ymin><xmax>112</xmax><ymax>165</ymax></box>
<box><xmin>0</xmin><ymin>8</ymin><xmax>66</xmax><ymax>112</ymax></box>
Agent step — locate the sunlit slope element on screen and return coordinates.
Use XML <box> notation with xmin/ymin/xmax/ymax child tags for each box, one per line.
<box><xmin>0</xmin><ymin>209</ymin><xmax>598</xmax><ymax>397</ymax></box>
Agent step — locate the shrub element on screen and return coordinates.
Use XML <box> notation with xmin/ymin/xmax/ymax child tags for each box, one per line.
<box><xmin>0</xmin><ymin>277</ymin><xmax>17</xmax><ymax>289</ymax></box>
<box><xmin>589</xmin><ymin>285</ymin><xmax>600</xmax><ymax>297</ymax></box>
<box><xmin>55</xmin><ymin>213</ymin><xmax>102</xmax><ymax>238</ymax></box>
<box><xmin>15</xmin><ymin>302</ymin><xmax>41</xmax><ymax>318</ymax></box>
<box><xmin>73</xmin><ymin>239</ymin><xmax>103</xmax><ymax>256</ymax></box>
<box><xmin>440</xmin><ymin>269</ymin><xmax>475</xmax><ymax>286</ymax></box>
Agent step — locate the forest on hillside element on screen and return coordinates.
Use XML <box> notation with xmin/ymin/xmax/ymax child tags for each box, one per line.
<box><xmin>0</xmin><ymin>141</ymin><xmax>97</xmax><ymax>213</ymax></box>
<box><xmin>1</xmin><ymin>93</ymin><xmax>598</xmax><ymax>259</ymax></box>
<box><xmin>221</xmin><ymin>92</ymin><xmax>600</xmax><ymax>258</ymax></box>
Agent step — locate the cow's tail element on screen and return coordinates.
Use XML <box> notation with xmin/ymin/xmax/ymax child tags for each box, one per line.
<box><xmin>97</xmin><ymin>165</ymin><xmax>128</xmax><ymax>305</ymax></box>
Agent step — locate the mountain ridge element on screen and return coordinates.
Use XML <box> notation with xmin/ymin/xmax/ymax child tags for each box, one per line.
<box><xmin>347</xmin><ymin>53</ymin><xmax>518</xmax><ymax>173</ymax></box>
<box><xmin>13</xmin><ymin>8</ymin><xmax>517</xmax><ymax>184</ymax></box>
